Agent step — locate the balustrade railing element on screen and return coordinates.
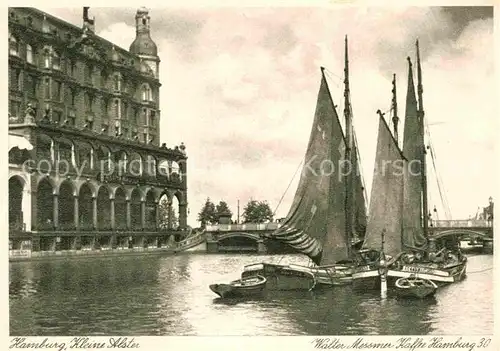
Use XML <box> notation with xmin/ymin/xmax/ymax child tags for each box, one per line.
<box><xmin>205</xmin><ymin>222</ymin><xmax>280</xmax><ymax>232</ymax></box>
<box><xmin>432</xmin><ymin>219</ymin><xmax>491</xmax><ymax>228</ymax></box>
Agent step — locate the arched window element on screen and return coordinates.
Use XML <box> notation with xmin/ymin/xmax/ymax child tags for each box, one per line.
<box><xmin>84</xmin><ymin>64</ymin><xmax>93</xmax><ymax>84</ymax></box>
<box><xmin>113</xmin><ymin>74</ymin><xmax>121</xmax><ymax>91</ymax></box>
<box><xmin>9</xmin><ymin>35</ymin><xmax>19</xmax><ymax>56</ymax></box>
<box><xmin>52</xmin><ymin>50</ymin><xmax>61</xmax><ymax>70</ymax></box>
<box><xmin>26</xmin><ymin>44</ymin><xmax>33</xmax><ymax>63</ymax></box>
<box><xmin>141</xmin><ymin>84</ymin><xmax>152</xmax><ymax>101</ymax></box>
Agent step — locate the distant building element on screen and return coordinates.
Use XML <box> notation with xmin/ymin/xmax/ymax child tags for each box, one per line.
<box><xmin>8</xmin><ymin>7</ymin><xmax>188</xmax><ymax>255</ymax></box>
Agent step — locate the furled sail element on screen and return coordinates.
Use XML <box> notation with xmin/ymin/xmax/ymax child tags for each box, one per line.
<box><xmin>401</xmin><ymin>58</ymin><xmax>428</xmax><ymax>250</ymax></box>
<box><xmin>362</xmin><ymin>114</ymin><xmax>405</xmax><ymax>257</ymax></box>
<box><xmin>270</xmin><ymin>68</ymin><xmax>349</xmax><ymax>265</ymax></box>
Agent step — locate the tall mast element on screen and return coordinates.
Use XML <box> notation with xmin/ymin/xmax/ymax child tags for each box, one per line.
<box><xmin>416</xmin><ymin>39</ymin><xmax>429</xmax><ymax>238</ymax></box>
<box><xmin>343</xmin><ymin>35</ymin><xmax>355</xmax><ymax>257</ymax></box>
<box><xmin>391</xmin><ymin>74</ymin><xmax>399</xmax><ymax>144</ymax></box>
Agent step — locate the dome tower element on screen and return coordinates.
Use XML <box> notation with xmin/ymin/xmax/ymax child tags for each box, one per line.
<box><xmin>129</xmin><ymin>7</ymin><xmax>160</xmax><ymax>78</ymax></box>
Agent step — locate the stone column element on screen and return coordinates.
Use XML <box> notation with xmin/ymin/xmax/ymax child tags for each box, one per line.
<box><xmin>179</xmin><ymin>203</ymin><xmax>187</xmax><ymax>229</ymax></box>
<box><xmin>30</xmin><ymin>183</ymin><xmax>38</xmax><ymax>231</ymax></box>
<box><xmin>154</xmin><ymin>201</ymin><xmax>159</xmax><ymax>230</ymax></box>
<box><xmin>22</xmin><ymin>184</ymin><xmax>32</xmax><ymax>232</ymax></box>
<box><xmin>167</xmin><ymin>201</ymin><xmax>172</xmax><ymax>229</ymax></box>
<box><xmin>141</xmin><ymin>200</ymin><xmax>146</xmax><ymax>230</ymax></box>
<box><xmin>74</xmin><ymin>195</ymin><xmax>79</xmax><ymax>230</ymax></box>
<box><xmin>110</xmin><ymin>198</ymin><xmax>115</xmax><ymax>230</ymax></box>
<box><xmin>126</xmin><ymin>199</ymin><xmax>131</xmax><ymax>230</ymax></box>
<box><xmin>53</xmin><ymin>194</ymin><xmax>59</xmax><ymax>229</ymax></box>
<box><xmin>92</xmin><ymin>196</ymin><xmax>98</xmax><ymax>230</ymax></box>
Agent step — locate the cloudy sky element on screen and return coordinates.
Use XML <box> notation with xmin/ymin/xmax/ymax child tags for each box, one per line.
<box><xmin>39</xmin><ymin>5</ymin><xmax>495</xmax><ymax>224</ymax></box>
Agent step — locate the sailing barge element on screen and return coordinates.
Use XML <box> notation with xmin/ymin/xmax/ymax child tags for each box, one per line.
<box><xmin>352</xmin><ymin>41</ymin><xmax>467</xmax><ymax>291</ymax></box>
<box><xmin>242</xmin><ymin>37</ymin><xmax>367</xmax><ymax>290</ymax></box>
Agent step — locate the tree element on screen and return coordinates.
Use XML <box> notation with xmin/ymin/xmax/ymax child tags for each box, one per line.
<box><xmin>197</xmin><ymin>198</ymin><xmax>216</xmax><ymax>227</ymax></box>
<box><xmin>242</xmin><ymin>200</ymin><xmax>274</xmax><ymax>223</ymax></box>
<box><xmin>216</xmin><ymin>201</ymin><xmax>232</xmax><ymax>219</ymax></box>
<box><xmin>158</xmin><ymin>198</ymin><xmax>179</xmax><ymax>229</ymax></box>
<box><xmin>158</xmin><ymin>198</ymin><xmax>169</xmax><ymax>230</ymax></box>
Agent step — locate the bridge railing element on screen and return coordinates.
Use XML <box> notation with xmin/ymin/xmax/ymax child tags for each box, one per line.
<box><xmin>205</xmin><ymin>223</ymin><xmax>280</xmax><ymax>232</ymax></box>
<box><xmin>175</xmin><ymin>230</ymin><xmax>206</xmax><ymax>251</ymax></box>
<box><xmin>432</xmin><ymin>219</ymin><xmax>492</xmax><ymax>228</ymax></box>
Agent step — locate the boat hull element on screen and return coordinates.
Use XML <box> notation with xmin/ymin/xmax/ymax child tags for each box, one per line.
<box><xmin>394</xmin><ymin>277</ymin><xmax>437</xmax><ymax>299</ymax></box>
<box><xmin>242</xmin><ymin>263</ymin><xmax>317</xmax><ymax>291</ymax></box>
<box><xmin>309</xmin><ymin>264</ymin><xmax>353</xmax><ymax>287</ymax></box>
<box><xmin>352</xmin><ymin>259</ymin><xmax>467</xmax><ymax>290</ymax></box>
<box><xmin>209</xmin><ymin>276</ymin><xmax>267</xmax><ymax>298</ymax></box>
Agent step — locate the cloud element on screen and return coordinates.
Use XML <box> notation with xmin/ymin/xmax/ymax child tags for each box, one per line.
<box><xmin>36</xmin><ymin>7</ymin><xmax>496</xmax><ymax>223</ymax></box>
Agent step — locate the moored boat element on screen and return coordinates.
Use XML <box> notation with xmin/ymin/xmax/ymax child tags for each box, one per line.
<box><xmin>241</xmin><ymin>263</ymin><xmax>316</xmax><ymax>291</ymax></box>
<box><xmin>353</xmin><ymin>41</ymin><xmax>467</xmax><ymax>291</ymax></box>
<box><xmin>394</xmin><ymin>276</ymin><xmax>437</xmax><ymax>299</ymax></box>
<box><xmin>242</xmin><ymin>37</ymin><xmax>368</xmax><ymax>290</ymax></box>
<box><xmin>209</xmin><ymin>275</ymin><xmax>267</xmax><ymax>298</ymax></box>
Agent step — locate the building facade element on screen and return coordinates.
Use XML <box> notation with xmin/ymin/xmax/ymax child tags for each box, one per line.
<box><xmin>8</xmin><ymin>7</ymin><xmax>188</xmax><ymax>257</ymax></box>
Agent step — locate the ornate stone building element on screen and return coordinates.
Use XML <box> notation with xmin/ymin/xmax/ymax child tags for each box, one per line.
<box><xmin>8</xmin><ymin>7</ymin><xmax>188</xmax><ymax>256</ymax></box>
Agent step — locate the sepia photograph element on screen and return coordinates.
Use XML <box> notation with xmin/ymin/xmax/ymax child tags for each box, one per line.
<box><xmin>5</xmin><ymin>3</ymin><xmax>496</xmax><ymax>345</ymax></box>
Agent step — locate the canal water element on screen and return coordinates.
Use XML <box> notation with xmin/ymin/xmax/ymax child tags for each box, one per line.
<box><xmin>9</xmin><ymin>253</ymin><xmax>493</xmax><ymax>336</ymax></box>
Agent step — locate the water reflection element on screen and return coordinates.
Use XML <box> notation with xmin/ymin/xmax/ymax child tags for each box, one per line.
<box><xmin>9</xmin><ymin>253</ymin><xmax>493</xmax><ymax>336</ymax></box>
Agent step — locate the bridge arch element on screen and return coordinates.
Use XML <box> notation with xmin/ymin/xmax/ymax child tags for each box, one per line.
<box><xmin>431</xmin><ymin>229</ymin><xmax>492</xmax><ymax>240</ymax></box>
<box><xmin>216</xmin><ymin>232</ymin><xmax>261</xmax><ymax>252</ymax></box>
<box><xmin>216</xmin><ymin>232</ymin><xmax>261</xmax><ymax>242</ymax></box>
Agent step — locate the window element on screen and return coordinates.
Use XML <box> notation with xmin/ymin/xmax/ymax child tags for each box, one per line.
<box><xmin>53</xmin><ymin>81</ymin><xmax>62</xmax><ymax>101</ymax></box>
<box><xmin>9</xmin><ymin>68</ymin><xmax>21</xmax><ymax>91</ymax></box>
<box><xmin>70</xmin><ymin>61</ymin><xmax>77</xmax><ymax>77</ymax></box>
<box><xmin>68</xmin><ymin>111</ymin><xmax>76</xmax><ymax>126</ymax></box>
<box><xmin>113</xmin><ymin>74</ymin><xmax>121</xmax><ymax>91</ymax></box>
<box><xmin>101</xmin><ymin>72</ymin><xmax>108</xmax><ymax>88</ymax></box>
<box><xmin>143</xmin><ymin>133</ymin><xmax>147</xmax><ymax>143</ymax></box>
<box><xmin>102</xmin><ymin>99</ymin><xmax>109</xmax><ymax>116</ymax></box>
<box><xmin>141</xmin><ymin>84</ymin><xmax>151</xmax><ymax>101</ymax></box>
<box><xmin>26</xmin><ymin>44</ymin><xmax>33</xmax><ymax>63</ymax></box>
<box><xmin>143</xmin><ymin>108</ymin><xmax>147</xmax><ymax>125</ymax></box>
<box><xmin>84</xmin><ymin>93</ymin><xmax>94</xmax><ymax>112</ymax></box>
<box><xmin>85</xmin><ymin>65</ymin><xmax>93</xmax><ymax>85</ymax></box>
<box><xmin>122</xmin><ymin>102</ymin><xmax>128</xmax><ymax>120</ymax></box>
<box><xmin>134</xmin><ymin>108</ymin><xmax>139</xmax><ymax>124</ymax></box>
<box><xmin>123</xmin><ymin>128</ymin><xmax>129</xmax><ymax>138</ymax></box>
<box><xmin>9</xmin><ymin>100</ymin><xmax>21</xmax><ymax>117</ymax></box>
<box><xmin>101</xmin><ymin>124</ymin><xmax>108</xmax><ymax>134</ymax></box>
<box><xmin>150</xmin><ymin>110</ymin><xmax>156</xmax><ymax>126</ymax></box>
<box><xmin>70</xmin><ymin>89</ymin><xmax>77</xmax><ymax>107</ymax></box>
<box><xmin>44</xmin><ymin>78</ymin><xmax>51</xmax><ymax>99</ymax></box>
<box><xmin>53</xmin><ymin>110</ymin><xmax>62</xmax><ymax>124</ymax></box>
<box><xmin>27</xmin><ymin>75</ymin><xmax>37</xmax><ymax>97</ymax></box>
<box><xmin>114</xmin><ymin>100</ymin><xmax>119</xmax><ymax>118</ymax></box>
<box><xmin>52</xmin><ymin>51</ymin><xmax>60</xmax><ymax>70</ymax></box>
<box><xmin>44</xmin><ymin>49</ymin><xmax>50</xmax><ymax>68</ymax></box>
<box><xmin>86</xmin><ymin>119</ymin><xmax>94</xmax><ymax>131</ymax></box>
<box><xmin>9</xmin><ymin>35</ymin><xmax>19</xmax><ymax>56</ymax></box>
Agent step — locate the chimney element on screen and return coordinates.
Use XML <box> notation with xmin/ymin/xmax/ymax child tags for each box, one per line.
<box><xmin>83</xmin><ymin>7</ymin><xmax>95</xmax><ymax>33</ymax></box>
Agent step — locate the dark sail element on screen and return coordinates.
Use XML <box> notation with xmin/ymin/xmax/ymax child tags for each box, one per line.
<box><xmin>362</xmin><ymin>114</ymin><xmax>405</xmax><ymax>257</ymax></box>
<box><xmin>402</xmin><ymin>58</ymin><xmax>427</xmax><ymax>250</ymax></box>
<box><xmin>271</xmin><ymin>68</ymin><xmax>348</xmax><ymax>265</ymax></box>
<box><xmin>352</xmin><ymin>138</ymin><xmax>367</xmax><ymax>238</ymax></box>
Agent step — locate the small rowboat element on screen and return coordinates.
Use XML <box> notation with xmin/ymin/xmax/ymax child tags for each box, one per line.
<box><xmin>209</xmin><ymin>275</ymin><xmax>267</xmax><ymax>298</ymax></box>
<box><xmin>395</xmin><ymin>276</ymin><xmax>438</xmax><ymax>299</ymax></box>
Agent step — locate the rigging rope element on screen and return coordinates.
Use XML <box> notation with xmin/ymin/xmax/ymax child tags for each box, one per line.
<box><xmin>272</xmin><ymin>159</ymin><xmax>304</xmax><ymax>217</ymax></box>
<box><xmin>467</xmin><ymin>267</ymin><xmax>492</xmax><ymax>274</ymax></box>
<box><xmin>424</xmin><ymin>120</ymin><xmax>452</xmax><ymax>220</ymax></box>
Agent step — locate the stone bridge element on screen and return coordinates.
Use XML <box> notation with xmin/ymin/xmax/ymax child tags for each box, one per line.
<box><xmin>204</xmin><ymin>223</ymin><xmax>281</xmax><ymax>253</ymax></box>
<box><xmin>429</xmin><ymin>219</ymin><xmax>493</xmax><ymax>240</ymax></box>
